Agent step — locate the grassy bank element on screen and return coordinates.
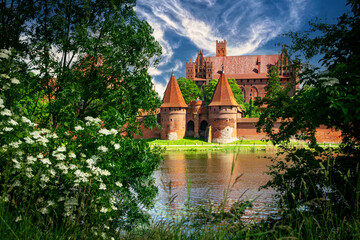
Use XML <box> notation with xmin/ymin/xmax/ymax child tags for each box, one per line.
<box><xmin>143</xmin><ymin>137</ymin><xmax>338</xmax><ymax>152</ymax></box>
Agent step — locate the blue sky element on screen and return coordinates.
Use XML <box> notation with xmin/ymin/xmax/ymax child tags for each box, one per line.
<box><xmin>135</xmin><ymin>0</ymin><xmax>349</xmax><ymax>97</ymax></box>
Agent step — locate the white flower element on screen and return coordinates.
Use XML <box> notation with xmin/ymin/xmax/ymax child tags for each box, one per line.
<box><xmin>99</xmin><ymin>128</ymin><xmax>111</xmax><ymax>135</ymax></box>
<box><xmin>1</xmin><ymin>108</ymin><xmax>11</xmax><ymax>116</ymax></box>
<box><xmin>39</xmin><ymin>207</ymin><xmax>48</xmax><ymax>214</ymax></box>
<box><xmin>100</xmin><ymin>207</ymin><xmax>108</xmax><ymax>213</ymax></box>
<box><xmin>40</xmin><ymin>158</ymin><xmax>51</xmax><ymax>165</ymax></box>
<box><xmin>10</xmin><ymin>78</ymin><xmax>20</xmax><ymax>84</ymax></box>
<box><xmin>75</xmin><ymin>125</ymin><xmax>84</xmax><ymax>131</ymax></box>
<box><xmin>56</xmin><ymin>163</ymin><xmax>69</xmax><ymax>173</ymax></box>
<box><xmin>0</xmin><ymin>98</ymin><xmax>4</xmax><ymax>108</ymax></box>
<box><xmin>114</xmin><ymin>143</ymin><xmax>120</xmax><ymax>150</ymax></box>
<box><xmin>24</xmin><ymin>137</ymin><xmax>34</xmax><ymax>144</ymax></box>
<box><xmin>69</xmin><ymin>152</ymin><xmax>76</xmax><ymax>158</ymax></box>
<box><xmin>9</xmin><ymin>140</ymin><xmax>21</xmax><ymax>148</ymax></box>
<box><xmin>97</xmin><ymin>146</ymin><xmax>108</xmax><ymax>153</ymax></box>
<box><xmin>51</xmin><ymin>133</ymin><xmax>58</xmax><ymax>139</ymax></box>
<box><xmin>49</xmin><ymin>168</ymin><xmax>56</xmax><ymax>176</ymax></box>
<box><xmin>80</xmin><ymin>153</ymin><xmax>86</xmax><ymax>158</ymax></box>
<box><xmin>21</xmin><ymin>116</ymin><xmax>32</xmax><ymax>124</ymax></box>
<box><xmin>40</xmin><ymin>174</ymin><xmax>49</xmax><ymax>183</ymax></box>
<box><xmin>36</xmin><ymin>137</ymin><xmax>49</xmax><ymax>146</ymax></box>
<box><xmin>15</xmin><ymin>215</ymin><xmax>22</xmax><ymax>222</ymax></box>
<box><xmin>86</xmin><ymin>158</ymin><xmax>96</xmax><ymax>166</ymax></box>
<box><xmin>85</xmin><ymin>116</ymin><xmax>101</xmax><ymax>126</ymax></box>
<box><xmin>115</xmin><ymin>181</ymin><xmax>123</xmax><ymax>188</ymax></box>
<box><xmin>27</xmin><ymin>156</ymin><xmax>37</xmax><ymax>164</ymax></box>
<box><xmin>53</xmin><ymin>153</ymin><xmax>66</xmax><ymax>161</ymax></box>
<box><xmin>37</xmin><ymin>153</ymin><xmax>44</xmax><ymax>159</ymax></box>
<box><xmin>55</xmin><ymin>146</ymin><xmax>66</xmax><ymax>152</ymax></box>
<box><xmin>8</xmin><ymin>119</ymin><xmax>18</xmax><ymax>125</ymax></box>
<box><xmin>69</xmin><ymin>164</ymin><xmax>77</xmax><ymax>170</ymax></box>
<box><xmin>0</xmin><ymin>74</ymin><xmax>10</xmax><ymax>79</ymax></box>
<box><xmin>109</xmin><ymin>128</ymin><xmax>118</xmax><ymax>135</ymax></box>
<box><xmin>100</xmin><ymin>169</ymin><xmax>110</xmax><ymax>176</ymax></box>
<box><xmin>47</xmin><ymin>200</ymin><xmax>55</xmax><ymax>206</ymax></box>
<box><xmin>3</xmin><ymin>127</ymin><xmax>13</xmax><ymax>131</ymax></box>
<box><xmin>99</xmin><ymin>183</ymin><xmax>106</xmax><ymax>190</ymax></box>
<box><xmin>30</xmin><ymin>131</ymin><xmax>42</xmax><ymax>139</ymax></box>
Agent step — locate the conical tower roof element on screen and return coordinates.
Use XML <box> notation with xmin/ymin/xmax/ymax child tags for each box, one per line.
<box><xmin>162</xmin><ymin>74</ymin><xmax>187</xmax><ymax>108</ymax></box>
<box><xmin>208</xmin><ymin>69</ymin><xmax>239</xmax><ymax>107</ymax></box>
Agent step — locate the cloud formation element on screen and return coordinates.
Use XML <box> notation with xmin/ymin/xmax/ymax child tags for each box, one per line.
<box><xmin>137</xmin><ymin>0</ymin><xmax>309</xmax><ymax>96</ymax></box>
<box><xmin>137</xmin><ymin>0</ymin><xmax>308</xmax><ymax>56</ymax></box>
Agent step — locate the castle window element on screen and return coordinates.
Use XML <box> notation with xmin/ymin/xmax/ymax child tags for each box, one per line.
<box><xmin>250</xmin><ymin>84</ymin><xmax>252</xmax><ymax>86</ymax></box>
<box><xmin>247</xmin><ymin>80</ymin><xmax>249</xmax><ymax>82</ymax></box>
<box><xmin>260</xmin><ymin>79</ymin><xmax>262</xmax><ymax>82</ymax></box>
<box><xmin>254</xmin><ymin>80</ymin><xmax>256</xmax><ymax>83</ymax></box>
<box><xmin>241</xmin><ymin>80</ymin><xmax>243</xmax><ymax>83</ymax></box>
<box><xmin>169</xmin><ymin>107</ymin><xmax>171</xmax><ymax>111</ymax></box>
<box><xmin>170</xmin><ymin>119</ymin><xmax>172</xmax><ymax>122</ymax></box>
<box><xmin>219</xmin><ymin>106</ymin><xmax>221</xmax><ymax>110</ymax></box>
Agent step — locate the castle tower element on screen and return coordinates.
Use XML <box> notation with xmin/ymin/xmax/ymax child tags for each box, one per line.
<box><xmin>186</xmin><ymin>58</ymin><xmax>196</xmax><ymax>80</ymax></box>
<box><xmin>216</xmin><ymin>40</ymin><xmax>227</xmax><ymax>57</ymax></box>
<box><xmin>160</xmin><ymin>74</ymin><xmax>188</xmax><ymax>140</ymax></box>
<box><xmin>208</xmin><ymin>68</ymin><xmax>239</xmax><ymax>143</ymax></box>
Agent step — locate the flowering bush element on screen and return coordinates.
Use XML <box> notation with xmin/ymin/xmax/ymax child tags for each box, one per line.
<box><xmin>0</xmin><ymin>49</ymin><xmax>162</xmax><ymax>237</ymax></box>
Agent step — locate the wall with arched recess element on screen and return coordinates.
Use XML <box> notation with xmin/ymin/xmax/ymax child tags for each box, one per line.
<box><xmin>250</xmin><ymin>87</ymin><xmax>258</xmax><ymax>100</ymax></box>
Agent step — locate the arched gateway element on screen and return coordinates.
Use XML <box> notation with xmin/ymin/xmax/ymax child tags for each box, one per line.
<box><xmin>186</xmin><ymin>120</ymin><xmax>195</xmax><ymax>137</ymax></box>
<box><xmin>199</xmin><ymin>120</ymin><xmax>208</xmax><ymax>138</ymax></box>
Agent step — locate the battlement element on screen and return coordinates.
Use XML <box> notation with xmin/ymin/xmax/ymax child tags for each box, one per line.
<box><xmin>216</xmin><ymin>40</ymin><xmax>227</xmax><ymax>57</ymax></box>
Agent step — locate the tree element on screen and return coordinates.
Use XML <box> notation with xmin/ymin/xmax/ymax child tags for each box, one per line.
<box><xmin>0</xmin><ymin>0</ymin><xmax>164</xmax><ymax>232</ymax></box>
<box><xmin>177</xmin><ymin>77</ymin><xmax>202</xmax><ymax>104</ymax></box>
<box><xmin>256</xmin><ymin>0</ymin><xmax>360</xmax><ymax>218</ymax></box>
<box><xmin>203</xmin><ymin>78</ymin><xmax>244</xmax><ymax>107</ymax></box>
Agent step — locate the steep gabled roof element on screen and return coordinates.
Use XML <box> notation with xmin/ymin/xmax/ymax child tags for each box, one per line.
<box><xmin>162</xmin><ymin>74</ymin><xmax>188</xmax><ymax>108</ymax></box>
<box><xmin>208</xmin><ymin>70</ymin><xmax>239</xmax><ymax>107</ymax></box>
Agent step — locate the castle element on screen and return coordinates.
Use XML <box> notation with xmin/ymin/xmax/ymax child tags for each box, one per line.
<box><xmin>186</xmin><ymin>40</ymin><xmax>299</xmax><ymax>102</ymax></box>
<box><xmin>136</xmin><ymin>41</ymin><xmax>340</xmax><ymax>143</ymax></box>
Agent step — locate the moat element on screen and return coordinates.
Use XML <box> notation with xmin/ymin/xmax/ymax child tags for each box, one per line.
<box><xmin>151</xmin><ymin>151</ymin><xmax>277</xmax><ymax>220</ymax></box>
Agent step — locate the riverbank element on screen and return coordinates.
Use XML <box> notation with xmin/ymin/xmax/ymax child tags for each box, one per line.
<box><xmin>144</xmin><ymin>138</ymin><xmax>338</xmax><ymax>152</ymax></box>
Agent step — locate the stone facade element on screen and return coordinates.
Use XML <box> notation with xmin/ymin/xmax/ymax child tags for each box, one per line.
<box><xmin>186</xmin><ymin>40</ymin><xmax>299</xmax><ymax>102</ymax></box>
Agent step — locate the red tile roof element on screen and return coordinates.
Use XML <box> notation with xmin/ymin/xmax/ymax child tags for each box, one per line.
<box><xmin>162</xmin><ymin>74</ymin><xmax>188</xmax><ymax>108</ymax></box>
<box><xmin>208</xmin><ymin>71</ymin><xmax>239</xmax><ymax>107</ymax></box>
<box><xmin>205</xmin><ymin>55</ymin><xmax>279</xmax><ymax>76</ymax></box>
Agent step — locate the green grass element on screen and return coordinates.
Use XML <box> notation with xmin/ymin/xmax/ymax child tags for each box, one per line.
<box><xmin>141</xmin><ymin>137</ymin><xmax>339</xmax><ymax>152</ymax></box>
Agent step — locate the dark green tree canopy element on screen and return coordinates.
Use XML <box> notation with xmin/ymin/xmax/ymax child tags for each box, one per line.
<box><xmin>177</xmin><ymin>77</ymin><xmax>202</xmax><ymax>104</ymax></box>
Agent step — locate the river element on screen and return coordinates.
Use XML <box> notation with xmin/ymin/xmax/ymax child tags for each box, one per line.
<box><xmin>151</xmin><ymin>151</ymin><xmax>278</xmax><ymax>220</ymax></box>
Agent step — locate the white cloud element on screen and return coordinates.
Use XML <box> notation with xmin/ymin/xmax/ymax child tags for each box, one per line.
<box><xmin>152</xmin><ymin>78</ymin><xmax>166</xmax><ymax>99</ymax></box>
<box><xmin>137</xmin><ymin>0</ymin><xmax>308</xmax><ymax>56</ymax></box>
<box><xmin>148</xmin><ymin>67</ymin><xmax>162</xmax><ymax>76</ymax></box>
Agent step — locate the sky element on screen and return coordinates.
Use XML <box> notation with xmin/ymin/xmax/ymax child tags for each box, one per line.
<box><xmin>135</xmin><ymin>0</ymin><xmax>349</xmax><ymax>98</ymax></box>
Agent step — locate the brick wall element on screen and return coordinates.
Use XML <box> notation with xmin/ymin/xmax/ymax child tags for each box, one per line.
<box><xmin>237</xmin><ymin>118</ymin><xmax>341</xmax><ymax>143</ymax></box>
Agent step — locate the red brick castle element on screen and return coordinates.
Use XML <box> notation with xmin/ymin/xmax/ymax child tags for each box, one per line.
<box><xmin>136</xmin><ymin>41</ymin><xmax>340</xmax><ymax>143</ymax></box>
<box><xmin>186</xmin><ymin>40</ymin><xmax>299</xmax><ymax>102</ymax></box>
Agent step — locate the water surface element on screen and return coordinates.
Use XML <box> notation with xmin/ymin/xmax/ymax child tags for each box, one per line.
<box><xmin>152</xmin><ymin>151</ymin><xmax>277</xmax><ymax>219</ymax></box>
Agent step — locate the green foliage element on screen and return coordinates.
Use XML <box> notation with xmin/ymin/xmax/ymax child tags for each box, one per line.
<box><xmin>256</xmin><ymin>0</ymin><xmax>360</xmax><ymax>222</ymax></box>
<box><xmin>244</xmin><ymin>100</ymin><xmax>261</xmax><ymax>118</ymax></box>
<box><xmin>177</xmin><ymin>77</ymin><xmax>202</xmax><ymax>104</ymax></box>
<box><xmin>0</xmin><ymin>0</ymin><xmax>164</xmax><ymax>235</ymax></box>
<box><xmin>265</xmin><ymin>66</ymin><xmax>282</xmax><ymax>99</ymax></box>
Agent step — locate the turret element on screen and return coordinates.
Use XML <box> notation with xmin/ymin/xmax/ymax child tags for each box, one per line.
<box><xmin>160</xmin><ymin>74</ymin><xmax>187</xmax><ymax>140</ymax></box>
<box><xmin>216</xmin><ymin>40</ymin><xmax>227</xmax><ymax>57</ymax></box>
<box><xmin>208</xmin><ymin>68</ymin><xmax>239</xmax><ymax>143</ymax></box>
